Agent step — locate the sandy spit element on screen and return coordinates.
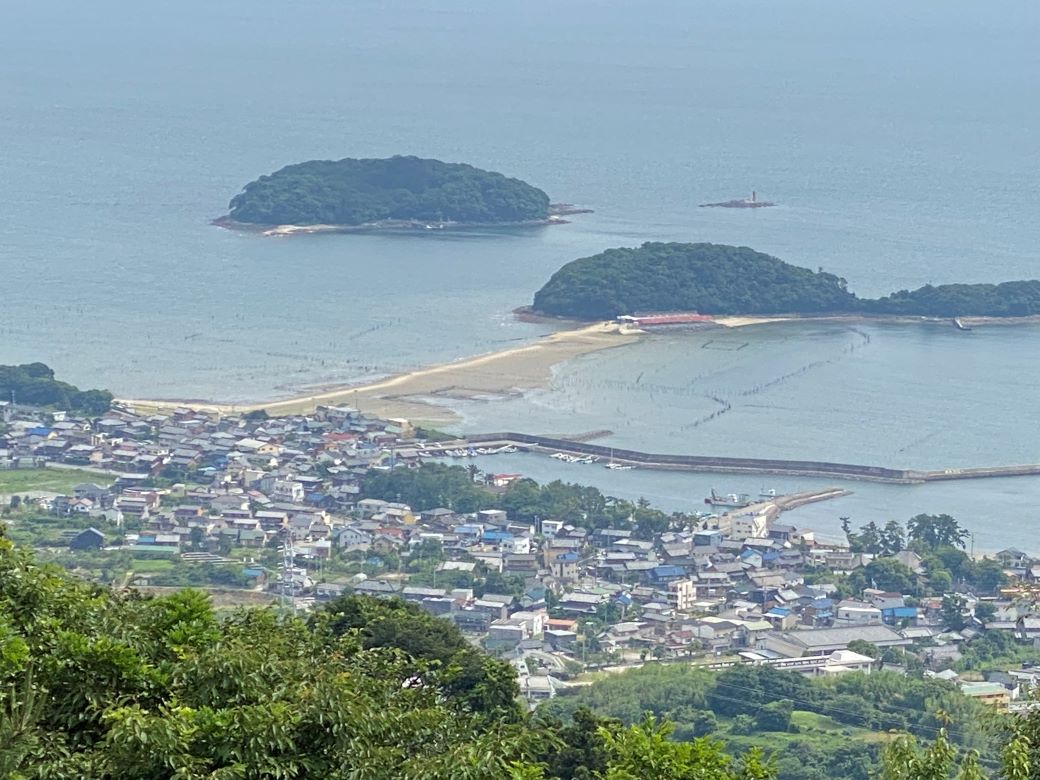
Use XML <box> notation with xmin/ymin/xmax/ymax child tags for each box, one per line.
<box><xmin>118</xmin><ymin>312</ymin><xmax>1040</xmax><ymax>423</ymax></box>
<box><xmin>118</xmin><ymin>322</ymin><xmax>640</xmax><ymax>425</ymax></box>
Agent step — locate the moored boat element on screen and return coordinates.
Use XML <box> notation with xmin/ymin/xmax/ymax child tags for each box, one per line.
<box><xmin>704</xmin><ymin>489</ymin><xmax>752</xmax><ymax>508</ymax></box>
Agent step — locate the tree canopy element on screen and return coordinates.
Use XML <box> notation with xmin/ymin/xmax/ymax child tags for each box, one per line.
<box><xmin>227</xmin><ymin>155</ymin><xmax>551</xmax><ymax>226</ymax></box>
<box><xmin>317</xmin><ymin>594</ymin><xmax>521</xmax><ymax>721</ymax></box>
<box><xmin>0</xmin><ymin>530</ymin><xmax>782</xmax><ymax>779</ymax></box>
<box><xmin>362</xmin><ymin>464</ymin><xmax>678</xmax><ymax>536</ymax></box>
<box><xmin>0</xmin><ymin>532</ymin><xmax>540</xmax><ymax>778</ymax></box>
<box><xmin>0</xmin><ymin>362</ymin><xmax>112</xmax><ymax>415</ymax></box>
<box><xmin>530</xmin><ymin>242</ymin><xmax>1040</xmax><ymax>320</ymax></box>
<box><xmin>532</xmin><ymin>243</ymin><xmax>855</xmax><ymax>319</ymax></box>
<box><xmin>541</xmin><ymin>663</ymin><xmax>996</xmax><ymax>780</ymax></box>
<box><xmin>868</xmin><ymin>281</ymin><xmax>1040</xmax><ymax>318</ymax></box>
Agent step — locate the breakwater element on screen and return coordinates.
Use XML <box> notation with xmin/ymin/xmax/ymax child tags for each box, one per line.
<box><xmin>462</xmin><ymin>433</ymin><xmax>1040</xmax><ymax>484</ymax></box>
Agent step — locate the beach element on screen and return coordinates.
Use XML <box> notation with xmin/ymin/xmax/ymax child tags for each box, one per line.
<box><xmin>119</xmin><ymin>321</ymin><xmax>641</xmax><ymax>424</ymax></box>
<box><xmin>118</xmin><ymin>312</ymin><xmax>1040</xmax><ymax>424</ymax></box>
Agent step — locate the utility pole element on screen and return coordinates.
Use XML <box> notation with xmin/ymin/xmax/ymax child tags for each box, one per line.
<box><xmin>281</xmin><ymin>534</ymin><xmax>296</xmax><ymax>613</ymax></box>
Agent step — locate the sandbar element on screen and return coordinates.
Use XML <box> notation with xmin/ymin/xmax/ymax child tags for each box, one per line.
<box><xmin>119</xmin><ymin>322</ymin><xmax>640</xmax><ymax>424</ymax></box>
<box><xmin>119</xmin><ymin>312</ymin><xmax>1040</xmax><ymax>424</ymax></box>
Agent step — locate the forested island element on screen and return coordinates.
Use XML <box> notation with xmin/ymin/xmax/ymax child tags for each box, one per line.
<box><xmin>221</xmin><ymin>155</ymin><xmax>556</xmax><ymax>229</ymax></box>
<box><xmin>531</xmin><ymin>242</ymin><xmax>1040</xmax><ymax>320</ymax></box>
<box><xmin>0</xmin><ymin>362</ymin><xmax>111</xmax><ymax>415</ymax></box>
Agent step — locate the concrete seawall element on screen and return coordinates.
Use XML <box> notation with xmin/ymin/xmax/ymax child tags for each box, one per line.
<box><xmin>464</xmin><ymin>433</ymin><xmax>1040</xmax><ymax>485</ymax></box>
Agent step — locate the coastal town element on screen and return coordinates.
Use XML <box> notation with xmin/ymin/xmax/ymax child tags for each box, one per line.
<box><xmin>3</xmin><ymin>398</ymin><xmax>1039</xmax><ymax>710</ymax></box>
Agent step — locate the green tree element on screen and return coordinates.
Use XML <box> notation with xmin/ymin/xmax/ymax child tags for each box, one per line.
<box><xmin>847</xmin><ymin>639</ymin><xmax>880</xmax><ymax>659</ymax></box>
<box><xmin>601</xmin><ymin>716</ymin><xmax>773</xmax><ymax>780</ymax></box>
<box><xmin>316</xmin><ymin>594</ymin><xmax>522</xmax><ymax>721</ymax></box>
<box><xmin>941</xmin><ymin>594</ymin><xmax>968</xmax><ymax>631</ymax></box>
<box><xmin>974</xmin><ymin>602</ymin><xmax>997</xmax><ymax>623</ymax></box>
<box><xmin>362</xmin><ymin>462</ymin><xmax>494</xmax><ymax>513</ymax></box>
<box><xmin>0</xmin><ymin>533</ymin><xmax>556</xmax><ymax>778</ymax></box>
<box><xmin>755</xmin><ymin>699</ymin><xmax>793</xmax><ymax>732</ymax></box>
<box><xmin>0</xmin><ymin>362</ymin><xmax>112</xmax><ymax>415</ymax></box>
<box><xmin>535</xmin><ymin>706</ymin><xmax>617</xmax><ymax>780</ymax></box>
<box><xmin>881</xmin><ymin>727</ymin><xmax>1030</xmax><ymax>780</ymax></box>
<box><xmin>907</xmin><ymin>515</ymin><xmax>970</xmax><ymax>551</ymax></box>
<box><xmin>853</xmin><ymin>557</ymin><xmax>919</xmax><ymax>595</ymax></box>
<box><xmin>882</xmin><ymin>520</ymin><xmax>906</xmax><ymax>556</ymax></box>
<box><xmin>968</xmin><ymin>560</ymin><xmax>1007</xmax><ymax>594</ymax></box>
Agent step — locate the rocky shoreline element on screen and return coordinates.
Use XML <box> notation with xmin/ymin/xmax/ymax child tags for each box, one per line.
<box><xmin>212</xmin><ymin>202</ymin><xmax>592</xmax><ymax>237</ymax></box>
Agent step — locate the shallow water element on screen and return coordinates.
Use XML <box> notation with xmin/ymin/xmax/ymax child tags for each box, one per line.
<box><xmin>466</xmin><ymin>452</ymin><xmax>1040</xmax><ymax>554</ymax></box>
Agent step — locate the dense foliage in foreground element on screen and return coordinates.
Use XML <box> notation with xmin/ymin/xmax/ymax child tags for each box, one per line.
<box><xmin>0</xmin><ymin>533</ymin><xmax>778</xmax><ymax>779</ymax></box>
<box><xmin>4</xmin><ymin>528</ymin><xmax>1040</xmax><ymax>778</ymax></box>
<box><xmin>531</xmin><ymin>242</ymin><xmax>1040</xmax><ymax>319</ymax></box>
<box><xmin>0</xmin><ymin>362</ymin><xmax>112</xmax><ymax>415</ymax></box>
<box><xmin>227</xmin><ymin>155</ymin><xmax>551</xmax><ymax>226</ymax></box>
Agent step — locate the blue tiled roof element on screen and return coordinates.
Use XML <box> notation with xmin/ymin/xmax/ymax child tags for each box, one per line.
<box><xmin>482</xmin><ymin>531</ymin><xmax>513</xmax><ymax>542</ymax></box>
<box><xmin>652</xmin><ymin>565</ymin><xmax>686</xmax><ymax>578</ymax></box>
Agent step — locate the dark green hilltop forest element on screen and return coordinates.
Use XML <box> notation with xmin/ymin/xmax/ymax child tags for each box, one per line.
<box><xmin>531</xmin><ymin>242</ymin><xmax>1040</xmax><ymax>320</ymax></box>
<box><xmin>226</xmin><ymin>155</ymin><xmax>551</xmax><ymax>226</ymax></box>
<box><xmin>0</xmin><ymin>363</ymin><xmax>112</xmax><ymax>415</ymax></box>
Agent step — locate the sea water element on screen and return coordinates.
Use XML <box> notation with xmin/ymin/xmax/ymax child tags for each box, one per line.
<box><xmin>3</xmin><ymin>0</ymin><xmax>1039</xmax><ymax>546</ymax></box>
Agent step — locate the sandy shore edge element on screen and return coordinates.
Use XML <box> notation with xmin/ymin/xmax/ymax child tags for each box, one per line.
<box><xmin>118</xmin><ymin>322</ymin><xmax>641</xmax><ymax>424</ymax></box>
<box><xmin>118</xmin><ymin>312</ymin><xmax>1040</xmax><ymax>423</ymax></box>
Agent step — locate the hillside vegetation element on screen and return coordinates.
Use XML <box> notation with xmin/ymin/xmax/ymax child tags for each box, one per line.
<box><xmin>533</xmin><ymin>243</ymin><xmax>855</xmax><ymax>319</ymax></box>
<box><xmin>0</xmin><ymin>363</ymin><xmax>112</xmax><ymax>415</ymax></box>
<box><xmin>540</xmin><ymin>662</ymin><xmax>993</xmax><ymax>780</ymax></box>
<box><xmin>531</xmin><ymin>242</ymin><xmax>1040</xmax><ymax>319</ymax></box>
<box><xmin>227</xmin><ymin>155</ymin><xmax>551</xmax><ymax>226</ymax></box>
<box><xmin>2</xmin><ymin>526</ymin><xmax>1038</xmax><ymax>778</ymax></box>
<box><xmin>0</xmin><ymin>532</ymin><xmax>779</xmax><ymax>779</ymax></box>
<box><xmin>867</xmin><ymin>280</ymin><xmax>1040</xmax><ymax>317</ymax></box>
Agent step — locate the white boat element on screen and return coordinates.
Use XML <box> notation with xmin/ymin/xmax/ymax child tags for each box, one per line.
<box><xmin>704</xmin><ymin>489</ymin><xmax>752</xmax><ymax>508</ymax></box>
<box><xmin>760</xmin><ymin>488</ymin><xmax>777</xmax><ymax>498</ymax></box>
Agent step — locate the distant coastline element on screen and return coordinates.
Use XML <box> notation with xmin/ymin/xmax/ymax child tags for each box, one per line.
<box><xmin>212</xmin><ymin>203</ymin><xmax>591</xmax><ymax>237</ymax></box>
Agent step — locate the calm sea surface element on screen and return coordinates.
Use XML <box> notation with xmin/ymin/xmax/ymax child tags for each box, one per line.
<box><xmin>3</xmin><ymin>1</ymin><xmax>1039</xmax><ymax>547</ymax></box>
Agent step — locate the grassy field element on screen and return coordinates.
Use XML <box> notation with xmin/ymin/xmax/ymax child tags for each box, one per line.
<box><xmin>0</xmin><ymin>468</ymin><xmax>111</xmax><ymax>495</ymax></box>
<box><xmin>725</xmin><ymin>709</ymin><xmax>890</xmax><ymax>754</ymax></box>
<box><xmin>130</xmin><ymin>558</ymin><xmax>177</xmax><ymax>573</ymax></box>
